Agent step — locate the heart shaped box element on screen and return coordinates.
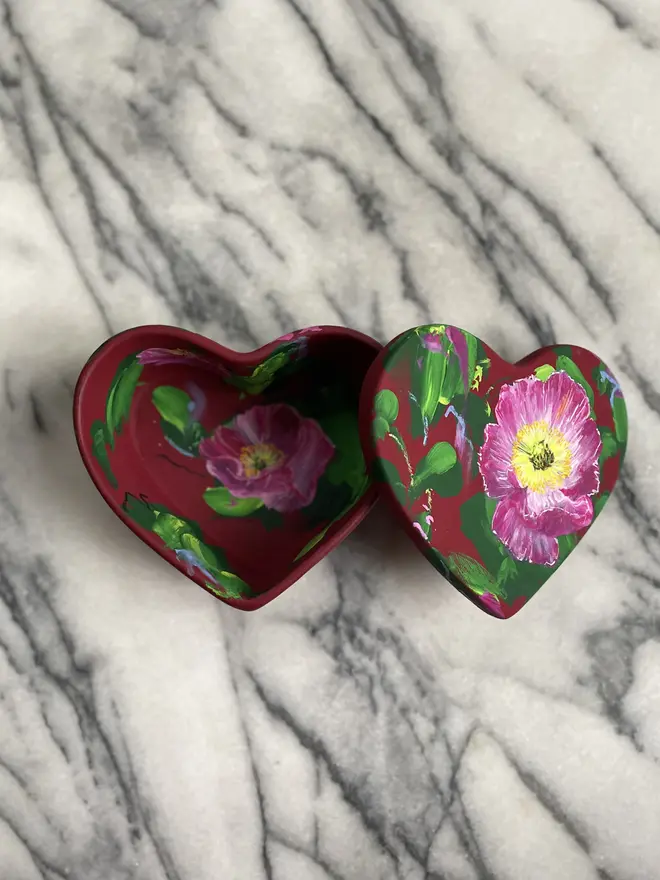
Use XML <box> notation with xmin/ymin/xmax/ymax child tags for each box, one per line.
<box><xmin>74</xmin><ymin>324</ymin><xmax>627</xmax><ymax>617</ymax></box>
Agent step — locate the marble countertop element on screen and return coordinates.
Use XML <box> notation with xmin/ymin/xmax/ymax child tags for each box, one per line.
<box><xmin>1</xmin><ymin>1</ymin><xmax>660</xmax><ymax>878</ymax></box>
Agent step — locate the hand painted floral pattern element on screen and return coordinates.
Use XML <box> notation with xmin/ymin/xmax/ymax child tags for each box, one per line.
<box><xmin>371</xmin><ymin>325</ymin><xmax>626</xmax><ymax>618</ymax></box>
<box><xmin>479</xmin><ymin>371</ymin><xmax>601</xmax><ymax>566</ymax></box>
<box><xmin>139</xmin><ymin>330</ymin><xmax>317</xmax><ymax>395</ymax></box>
<box><xmin>119</xmin><ymin>495</ymin><xmax>254</xmax><ymax>600</ymax></box>
<box><xmin>87</xmin><ymin>328</ymin><xmax>370</xmax><ymax>604</ymax></box>
<box><xmin>227</xmin><ymin>331</ymin><xmax>316</xmax><ymax>394</ymax></box>
<box><xmin>199</xmin><ymin>404</ymin><xmax>335</xmax><ymax>513</ymax></box>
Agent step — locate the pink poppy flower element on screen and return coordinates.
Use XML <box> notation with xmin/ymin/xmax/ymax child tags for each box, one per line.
<box><xmin>478</xmin><ymin>371</ymin><xmax>601</xmax><ymax>566</ymax></box>
<box><xmin>199</xmin><ymin>404</ymin><xmax>334</xmax><ymax>513</ymax></box>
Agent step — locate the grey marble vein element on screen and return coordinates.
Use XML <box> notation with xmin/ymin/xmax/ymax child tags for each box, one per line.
<box><xmin>1</xmin><ymin>0</ymin><xmax>660</xmax><ymax>878</ymax></box>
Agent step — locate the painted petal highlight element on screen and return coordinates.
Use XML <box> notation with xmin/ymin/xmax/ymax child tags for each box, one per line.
<box><xmin>479</xmin><ymin>422</ymin><xmax>519</xmax><ymax>498</ymax></box>
<box><xmin>200</xmin><ymin>404</ymin><xmax>334</xmax><ymax>513</ymax></box>
<box><xmin>563</xmin><ymin>417</ymin><xmax>602</xmax><ymax>497</ymax></box>
<box><xmin>491</xmin><ymin>494</ymin><xmax>560</xmax><ymax>566</ymax></box>
<box><xmin>525</xmin><ymin>490</ymin><xmax>594</xmax><ymax>536</ymax></box>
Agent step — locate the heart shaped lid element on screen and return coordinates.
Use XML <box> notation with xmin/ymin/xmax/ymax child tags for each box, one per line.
<box><xmin>358</xmin><ymin>324</ymin><xmax>627</xmax><ymax>619</ymax></box>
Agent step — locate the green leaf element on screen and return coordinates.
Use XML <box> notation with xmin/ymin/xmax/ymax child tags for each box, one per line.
<box><xmin>203</xmin><ymin>486</ymin><xmax>264</xmax><ymax>517</ymax></box>
<box><xmin>409</xmin><ymin>334</ymin><xmax>447</xmax><ymax>438</ymax></box>
<box><xmin>161</xmin><ymin>419</ymin><xmax>207</xmax><ymax>457</ymax></box>
<box><xmin>374</xmin><ymin>389</ymin><xmax>399</xmax><ymax>424</ymax></box>
<box><xmin>466</xmin><ymin>332</ymin><xmax>478</xmax><ymax>391</ymax></box>
<box><xmin>121</xmin><ymin>493</ymin><xmax>158</xmax><ymax>530</ymax></box>
<box><xmin>475</xmin><ymin>341</ymin><xmax>492</xmax><ymax>382</ymax></box>
<box><xmin>228</xmin><ymin>349</ymin><xmax>292</xmax><ymax>394</ymax></box>
<box><xmin>419</xmin><ymin>340</ymin><xmax>448</xmax><ymax>425</ymax></box>
<box><xmin>503</xmin><ymin>559</ymin><xmax>555</xmax><ymax>602</ymax></box>
<box><xmin>411</xmin><ymin>442</ymin><xmax>457</xmax><ymax>497</ymax></box>
<box><xmin>423</xmin><ymin>460</ymin><xmax>463</xmax><ymax>498</ymax></box>
<box><xmin>182</xmin><ymin>533</ymin><xmax>228</xmax><ymax>572</ymax></box>
<box><xmin>294</xmin><ymin>473</ymin><xmax>367</xmax><ymax>561</ymax></box>
<box><xmin>440</xmin><ymin>346</ymin><xmax>463</xmax><ymax>405</ymax></box>
<box><xmin>460</xmin><ymin>493</ymin><xmax>505</xmax><ymax>574</ymax></box>
<box><xmin>105</xmin><ymin>355</ymin><xmax>143</xmax><ymax>447</ymax></box>
<box><xmin>205</xmin><ymin>572</ymin><xmax>253</xmax><ymax>599</ymax></box>
<box><xmin>90</xmin><ymin>420</ymin><xmax>117</xmax><ymax>488</ymax></box>
<box><xmin>373</xmin><ymin>415</ymin><xmax>389</xmax><ymax>441</ymax></box>
<box><xmin>496</xmin><ymin>555</ymin><xmax>518</xmax><ymax>588</ymax></box>
<box><xmin>152</xmin><ymin>386</ymin><xmax>193</xmax><ymax>433</ymax></box>
<box><xmin>613</xmin><ymin>396</ymin><xmax>628</xmax><ymax>446</ymax></box>
<box><xmin>447</xmin><ymin>553</ymin><xmax>498</xmax><ymax>596</ymax></box>
<box><xmin>464</xmin><ymin>393</ymin><xmax>495</xmax><ymax>450</ymax></box>
<box><xmin>598</xmin><ymin>426</ymin><xmax>619</xmax><ymax>466</ymax></box>
<box><xmin>253</xmin><ymin>507</ymin><xmax>285</xmax><ymax>531</ymax></box>
<box><xmin>593</xmin><ymin>365</ymin><xmax>609</xmax><ymax>396</ymax></box>
<box><xmin>535</xmin><ymin>364</ymin><xmax>555</xmax><ymax>382</ymax></box>
<box><xmin>294</xmin><ymin>528</ymin><xmax>330</xmax><ymax>561</ymax></box>
<box><xmin>376</xmin><ymin>457</ymin><xmax>407</xmax><ymax>505</ymax></box>
<box><xmin>318</xmin><ymin>410</ymin><xmax>368</xmax><ymax>496</ymax></box>
<box><xmin>461</xmin><ymin>493</ymin><xmax>566</xmax><ymax>601</ymax></box>
<box><xmin>592</xmin><ymin>366</ymin><xmax>626</xmax><ymax>448</ymax></box>
<box><xmin>302</xmin><ymin>475</ymin><xmax>354</xmax><ymax>527</ymax></box>
<box><xmin>594</xmin><ymin>491</ymin><xmax>610</xmax><ymax>518</ymax></box>
<box><xmin>123</xmin><ymin>500</ymin><xmax>227</xmax><ymax>583</ymax></box>
<box><xmin>556</xmin><ymin>356</ymin><xmax>594</xmax><ymax>412</ymax></box>
<box><xmin>557</xmin><ymin>533</ymin><xmax>578</xmax><ymax>562</ymax></box>
<box><xmin>388</xmin><ymin>331</ymin><xmax>417</xmax><ymax>372</ymax></box>
<box><xmin>484</xmin><ymin>496</ymin><xmax>498</xmax><ymax>523</ymax></box>
<box><xmin>152</xmin><ymin>513</ymin><xmax>195</xmax><ymax>549</ymax></box>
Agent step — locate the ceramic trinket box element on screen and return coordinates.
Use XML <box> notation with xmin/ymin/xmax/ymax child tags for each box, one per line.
<box><xmin>74</xmin><ymin>323</ymin><xmax>627</xmax><ymax>618</ymax></box>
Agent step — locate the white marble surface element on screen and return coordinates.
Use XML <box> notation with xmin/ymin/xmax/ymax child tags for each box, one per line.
<box><xmin>1</xmin><ymin>1</ymin><xmax>660</xmax><ymax>877</ymax></box>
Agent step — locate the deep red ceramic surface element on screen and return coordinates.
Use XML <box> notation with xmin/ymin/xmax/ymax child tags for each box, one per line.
<box><xmin>74</xmin><ymin>325</ymin><xmax>381</xmax><ymax>609</ymax></box>
<box><xmin>360</xmin><ymin>325</ymin><xmax>627</xmax><ymax>618</ymax></box>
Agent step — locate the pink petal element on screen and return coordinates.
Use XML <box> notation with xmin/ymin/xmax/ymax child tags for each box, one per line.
<box><xmin>545</xmin><ymin>371</ymin><xmax>591</xmax><ymax>438</ymax></box>
<box><xmin>203</xmin><ymin>456</ymin><xmax>250</xmax><ymax>492</ymax></box>
<box><xmin>286</xmin><ymin>418</ymin><xmax>335</xmax><ymax>507</ymax></box>
<box><xmin>525</xmin><ymin>490</ymin><xmax>594</xmax><ymax>537</ymax></box>
<box><xmin>479</xmin><ymin>423</ymin><xmax>519</xmax><ymax>498</ymax></box>
<box><xmin>234</xmin><ymin>403</ymin><xmax>302</xmax><ymax>454</ymax></box>
<box><xmin>199</xmin><ymin>426</ymin><xmax>246</xmax><ymax>461</ymax></box>
<box><xmin>248</xmin><ymin>468</ymin><xmax>301</xmax><ymax>511</ymax></box>
<box><xmin>494</xmin><ymin>372</ymin><xmax>588</xmax><ymax>438</ymax></box>
<box><xmin>492</xmin><ymin>494</ymin><xmax>560</xmax><ymax>566</ymax></box>
<box><xmin>563</xmin><ymin>418</ymin><xmax>601</xmax><ymax>497</ymax></box>
<box><xmin>494</xmin><ymin>377</ymin><xmax>548</xmax><ymax>439</ymax></box>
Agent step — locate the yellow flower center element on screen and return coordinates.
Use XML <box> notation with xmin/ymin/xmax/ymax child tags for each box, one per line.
<box><xmin>240</xmin><ymin>443</ymin><xmax>284</xmax><ymax>478</ymax></box>
<box><xmin>511</xmin><ymin>420</ymin><xmax>572</xmax><ymax>493</ymax></box>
